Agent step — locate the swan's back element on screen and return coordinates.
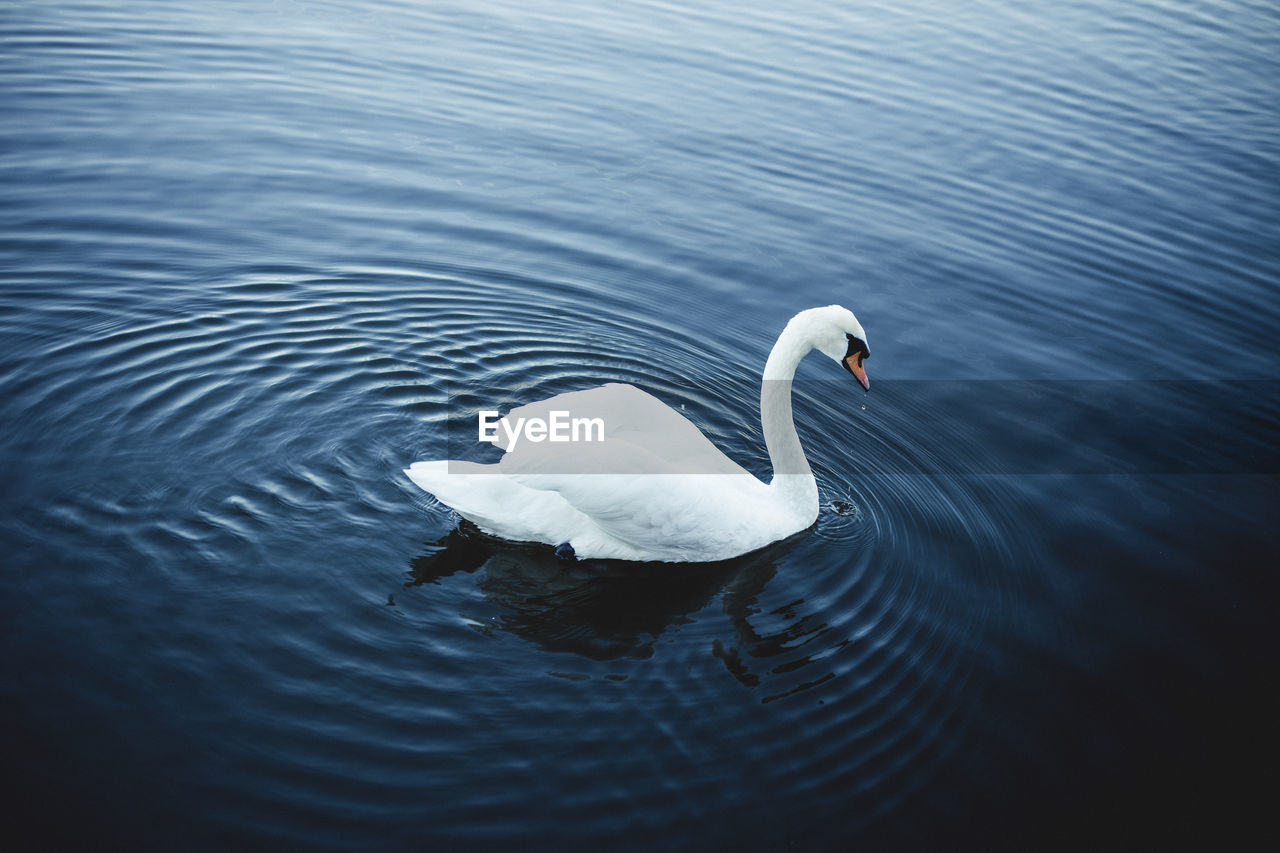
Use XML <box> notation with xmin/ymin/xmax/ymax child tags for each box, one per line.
<box><xmin>496</xmin><ymin>383</ymin><xmax>753</xmax><ymax>478</ymax></box>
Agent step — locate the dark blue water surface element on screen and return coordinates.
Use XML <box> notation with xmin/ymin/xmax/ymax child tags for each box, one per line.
<box><xmin>2</xmin><ymin>1</ymin><xmax>1277</xmax><ymax>849</ymax></box>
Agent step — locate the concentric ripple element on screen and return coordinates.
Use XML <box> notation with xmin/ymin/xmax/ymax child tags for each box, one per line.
<box><xmin>0</xmin><ymin>258</ymin><xmax>1024</xmax><ymax>847</ymax></box>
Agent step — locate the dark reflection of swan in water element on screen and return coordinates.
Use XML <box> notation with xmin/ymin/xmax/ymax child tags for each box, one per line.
<box><xmin>405</xmin><ymin>523</ymin><xmax>815</xmax><ymax>677</ymax></box>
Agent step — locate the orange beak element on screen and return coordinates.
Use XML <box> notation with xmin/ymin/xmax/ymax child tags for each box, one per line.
<box><xmin>844</xmin><ymin>354</ymin><xmax>870</xmax><ymax>392</ymax></box>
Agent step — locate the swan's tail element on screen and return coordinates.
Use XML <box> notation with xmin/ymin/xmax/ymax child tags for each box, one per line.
<box><xmin>404</xmin><ymin>460</ymin><xmax>451</xmax><ymax>494</ymax></box>
<box><xmin>404</xmin><ymin>460</ymin><xmax>486</xmax><ymax>513</ymax></box>
<box><xmin>403</xmin><ymin>460</ymin><xmax>573</xmax><ymax>544</ymax></box>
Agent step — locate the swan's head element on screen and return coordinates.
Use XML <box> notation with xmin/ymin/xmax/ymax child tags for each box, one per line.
<box><xmin>794</xmin><ymin>304</ymin><xmax>871</xmax><ymax>392</ymax></box>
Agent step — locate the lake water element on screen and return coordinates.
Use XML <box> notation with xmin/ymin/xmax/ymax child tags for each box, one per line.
<box><xmin>2</xmin><ymin>0</ymin><xmax>1276</xmax><ymax>848</ymax></box>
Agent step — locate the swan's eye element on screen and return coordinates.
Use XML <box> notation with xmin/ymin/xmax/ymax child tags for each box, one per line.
<box><xmin>844</xmin><ymin>333</ymin><xmax>869</xmax><ymax>361</ymax></box>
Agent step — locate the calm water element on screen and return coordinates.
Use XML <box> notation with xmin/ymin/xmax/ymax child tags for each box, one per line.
<box><xmin>2</xmin><ymin>0</ymin><xmax>1277</xmax><ymax>848</ymax></box>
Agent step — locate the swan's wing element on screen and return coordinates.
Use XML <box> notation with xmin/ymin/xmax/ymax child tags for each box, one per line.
<box><xmin>491</xmin><ymin>383</ymin><xmax>770</xmax><ymax>555</ymax></box>
<box><xmin>416</xmin><ymin>383</ymin><xmax>775</xmax><ymax>558</ymax></box>
<box><xmin>494</xmin><ymin>382</ymin><xmax>751</xmax><ymax>477</ymax></box>
<box><xmin>505</xmin><ymin>464</ymin><xmax>773</xmax><ymax>557</ymax></box>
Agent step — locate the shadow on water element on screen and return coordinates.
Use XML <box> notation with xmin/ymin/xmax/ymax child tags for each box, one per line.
<box><xmin>405</xmin><ymin>522</ymin><xmax>812</xmax><ymax>665</ymax></box>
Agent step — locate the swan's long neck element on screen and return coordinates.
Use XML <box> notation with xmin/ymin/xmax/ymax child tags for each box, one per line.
<box><xmin>761</xmin><ymin>321</ymin><xmax>819</xmax><ymax>516</ymax></box>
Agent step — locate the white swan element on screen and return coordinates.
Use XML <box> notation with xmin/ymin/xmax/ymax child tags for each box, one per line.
<box><xmin>405</xmin><ymin>304</ymin><xmax>870</xmax><ymax>562</ymax></box>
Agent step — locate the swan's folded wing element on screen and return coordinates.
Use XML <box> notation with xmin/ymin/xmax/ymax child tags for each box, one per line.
<box><xmin>495</xmin><ymin>382</ymin><xmax>750</xmax><ymax>477</ymax></box>
<box><xmin>490</xmin><ymin>383</ymin><xmax>769</xmax><ymax>555</ymax></box>
<box><xmin>499</xmin><ymin>438</ymin><xmax>768</xmax><ymax>554</ymax></box>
